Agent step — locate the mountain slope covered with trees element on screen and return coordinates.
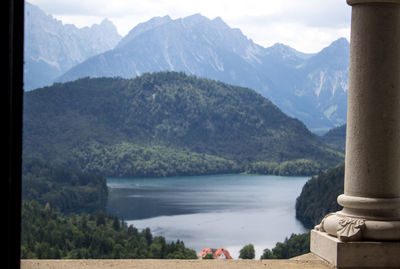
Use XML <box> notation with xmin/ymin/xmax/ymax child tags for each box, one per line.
<box><xmin>320</xmin><ymin>124</ymin><xmax>346</xmax><ymax>153</ymax></box>
<box><xmin>295</xmin><ymin>164</ymin><xmax>344</xmax><ymax>228</ymax></box>
<box><xmin>22</xmin><ymin>159</ymin><xmax>108</xmax><ymax>213</ymax></box>
<box><xmin>56</xmin><ymin>14</ymin><xmax>350</xmax><ymax>133</ymax></box>
<box><xmin>23</xmin><ymin>72</ymin><xmax>343</xmax><ymax>177</ymax></box>
<box><xmin>21</xmin><ymin>201</ymin><xmax>197</xmax><ymax>259</ymax></box>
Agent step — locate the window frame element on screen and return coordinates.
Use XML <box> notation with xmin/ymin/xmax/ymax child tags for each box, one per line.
<box><xmin>6</xmin><ymin>0</ymin><xmax>24</xmax><ymax>268</ymax></box>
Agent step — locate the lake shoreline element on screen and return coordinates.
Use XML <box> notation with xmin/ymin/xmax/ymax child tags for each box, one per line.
<box><xmin>106</xmin><ymin>174</ymin><xmax>309</xmax><ymax>258</ymax></box>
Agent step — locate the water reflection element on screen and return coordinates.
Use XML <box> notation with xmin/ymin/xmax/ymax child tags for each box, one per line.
<box><xmin>106</xmin><ymin>174</ymin><xmax>309</xmax><ymax>258</ymax></box>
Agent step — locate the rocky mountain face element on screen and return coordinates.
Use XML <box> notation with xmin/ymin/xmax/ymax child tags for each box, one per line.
<box><xmin>298</xmin><ymin>39</ymin><xmax>349</xmax><ymax>133</ymax></box>
<box><xmin>56</xmin><ymin>14</ymin><xmax>349</xmax><ymax>133</ymax></box>
<box><xmin>24</xmin><ymin>2</ymin><xmax>122</xmax><ymax>90</ymax></box>
<box><xmin>58</xmin><ymin>14</ymin><xmax>268</xmax><ymax>87</ymax></box>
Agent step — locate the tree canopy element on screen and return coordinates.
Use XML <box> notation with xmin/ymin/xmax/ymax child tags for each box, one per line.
<box><xmin>239</xmin><ymin>244</ymin><xmax>255</xmax><ymax>259</ymax></box>
<box><xmin>260</xmin><ymin>233</ymin><xmax>310</xmax><ymax>259</ymax></box>
<box><xmin>21</xmin><ymin>200</ymin><xmax>198</xmax><ymax>259</ymax></box>
<box><xmin>295</xmin><ymin>164</ymin><xmax>344</xmax><ymax>228</ymax></box>
<box><xmin>23</xmin><ymin>72</ymin><xmax>343</xmax><ymax>177</ymax></box>
<box><xmin>22</xmin><ymin>159</ymin><xmax>108</xmax><ymax>214</ymax></box>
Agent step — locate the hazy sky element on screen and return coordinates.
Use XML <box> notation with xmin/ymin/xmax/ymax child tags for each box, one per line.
<box><xmin>27</xmin><ymin>0</ymin><xmax>351</xmax><ymax>53</ymax></box>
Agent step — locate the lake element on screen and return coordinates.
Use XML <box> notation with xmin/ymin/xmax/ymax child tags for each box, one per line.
<box><xmin>106</xmin><ymin>174</ymin><xmax>309</xmax><ymax>259</ymax></box>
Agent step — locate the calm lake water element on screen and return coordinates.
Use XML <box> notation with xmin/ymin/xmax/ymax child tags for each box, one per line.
<box><xmin>106</xmin><ymin>174</ymin><xmax>309</xmax><ymax>258</ymax></box>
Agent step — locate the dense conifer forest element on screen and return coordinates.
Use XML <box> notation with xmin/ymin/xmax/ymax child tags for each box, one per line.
<box><xmin>23</xmin><ymin>72</ymin><xmax>343</xmax><ymax>177</ymax></box>
<box><xmin>22</xmin><ymin>159</ymin><xmax>108</xmax><ymax>213</ymax></box>
<box><xmin>21</xmin><ymin>160</ymin><xmax>198</xmax><ymax>259</ymax></box>
<box><xmin>320</xmin><ymin>124</ymin><xmax>346</xmax><ymax>153</ymax></box>
<box><xmin>295</xmin><ymin>164</ymin><xmax>344</xmax><ymax>228</ymax></box>
<box><xmin>260</xmin><ymin>233</ymin><xmax>310</xmax><ymax>259</ymax></box>
<box><xmin>21</xmin><ymin>201</ymin><xmax>197</xmax><ymax>259</ymax></box>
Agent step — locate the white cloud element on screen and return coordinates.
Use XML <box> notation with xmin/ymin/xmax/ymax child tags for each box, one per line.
<box><xmin>238</xmin><ymin>22</ymin><xmax>350</xmax><ymax>53</ymax></box>
<box><xmin>26</xmin><ymin>0</ymin><xmax>351</xmax><ymax>53</ymax></box>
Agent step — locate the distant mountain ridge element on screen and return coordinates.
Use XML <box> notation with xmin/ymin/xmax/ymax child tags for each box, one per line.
<box><xmin>23</xmin><ymin>72</ymin><xmax>343</xmax><ymax>177</ymax></box>
<box><xmin>55</xmin><ymin>14</ymin><xmax>350</xmax><ymax>133</ymax></box>
<box><xmin>24</xmin><ymin>2</ymin><xmax>122</xmax><ymax>90</ymax></box>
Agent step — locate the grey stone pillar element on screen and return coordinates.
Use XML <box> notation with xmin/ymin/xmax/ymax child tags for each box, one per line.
<box><xmin>310</xmin><ymin>0</ymin><xmax>400</xmax><ymax>268</ymax></box>
<box><xmin>342</xmin><ymin>0</ymin><xmax>400</xmax><ymax>226</ymax></box>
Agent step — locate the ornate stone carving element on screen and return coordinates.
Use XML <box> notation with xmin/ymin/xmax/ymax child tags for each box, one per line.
<box><xmin>337</xmin><ymin>216</ymin><xmax>366</xmax><ymax>242</ymax></box>
<box><xmin>314</xmin><ymin>213</ymin><xmax>334</xmax><ymax>233</ymax></box>
<box><xmin>315</xmin><ymin>213</ymin><xmax>366</xmax><ymax>242</ymax></box>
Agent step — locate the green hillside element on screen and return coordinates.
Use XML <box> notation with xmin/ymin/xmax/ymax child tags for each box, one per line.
<box><xmin>295</xmin><ymin>164</ymin><xmax>344</xmax><ymax>228</ymax></box>
<box><xmin>21</xmin><ymin>201</ymin><xmax>197</xmax><ymax>259</ymax></box>
<box><xmin>22</xmin><ymin>159</ymin><xmax>108</xmax><ymax>213</ymax></box>
<box><xmin>23</xmin><ymin>72</ymin><xmax>343</xmax><ymax>177</ymax></box>
<box><xmin>320</xmin><ymin>124</ymin><xmax>346</xmax><ymax>153</ymax></box>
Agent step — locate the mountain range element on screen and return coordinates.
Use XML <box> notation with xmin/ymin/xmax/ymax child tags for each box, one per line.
<box><xmin>23</xmin><ymin>72</ymin><xmax>343</xmax><ymax>177</ymax></box>
<box><xmin>24</xmin><ymin>2</ymin><xmax>122</xmax><ymax>90</ymax></box>
<box><xmin>24</xmin><ymin>3</ymin><xmax>350</xmax><ymax>133</ymax></box>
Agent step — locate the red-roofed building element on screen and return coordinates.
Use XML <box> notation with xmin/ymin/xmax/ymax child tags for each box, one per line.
<box><xmin>199</xmin><ymin>248</ymin><xmax>232</xmax><ymax>259</ymax></box>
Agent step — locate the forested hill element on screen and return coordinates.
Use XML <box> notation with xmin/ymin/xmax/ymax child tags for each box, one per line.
<box><xmin>295</xmin><ymin>164</ymin><xmax>344</xmax><ymax>228</ymax></box>
<box><xmin>22</xmin><ymin>159</ymin><xmax>108</xmax><ymax>214</ymax></box>
<box><xmin>320</xmin><ymin>124</ymin><xmax>346</xmax><ymax>153</ymax></box>
<box><xmin>23</xmin><ymin>72</ymin><xmax>343</xmax><ymax>177</ymax></box>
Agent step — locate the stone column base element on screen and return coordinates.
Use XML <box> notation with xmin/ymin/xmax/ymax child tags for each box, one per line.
<box><xmin>310</xmin><ymin>230</ymin><xmax>400</xmax><ymax>268</ymax></box>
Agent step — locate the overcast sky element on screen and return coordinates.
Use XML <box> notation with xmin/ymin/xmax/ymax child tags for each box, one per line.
<box><xmin>27</xmin><ymin>0</ymin><xmax>351</xmax><ymax>53</ymax></box>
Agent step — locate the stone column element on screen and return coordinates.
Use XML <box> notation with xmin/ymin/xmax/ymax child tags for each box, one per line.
<box><xmin>310</xmin><ymin>0</ymin><xmax>400</xmax><ymax>268</ymax></box>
